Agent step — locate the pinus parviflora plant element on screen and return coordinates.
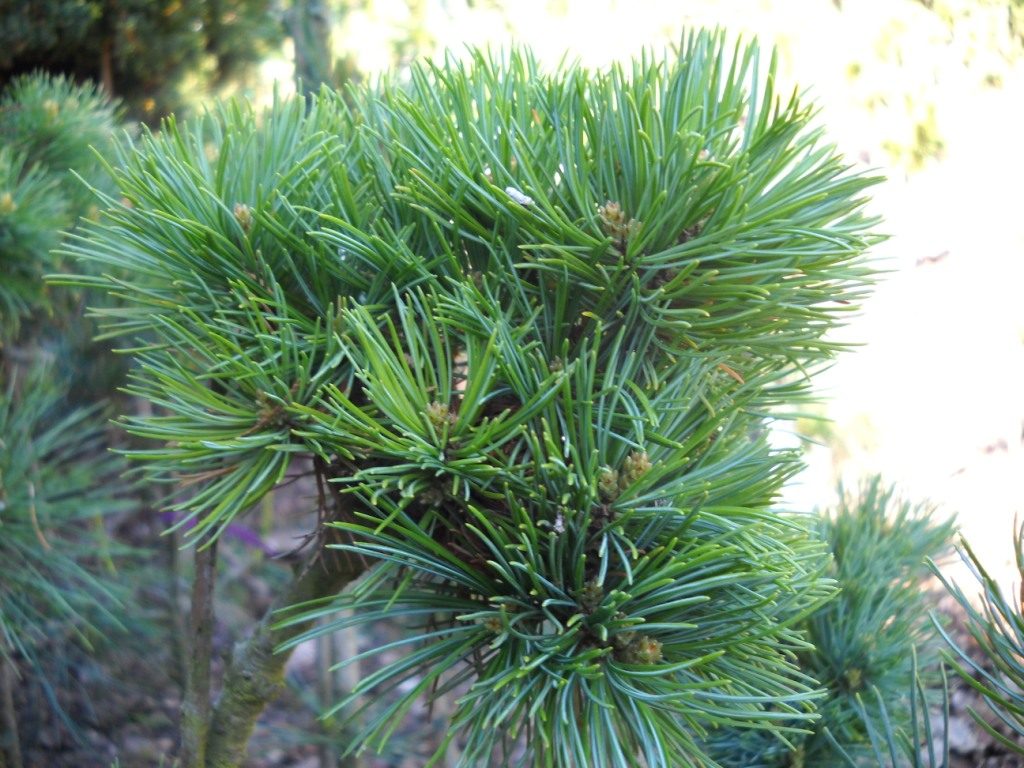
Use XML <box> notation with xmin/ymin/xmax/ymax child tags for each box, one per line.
<box><xmin>799</xmin><ymin>480</ymin><xmax>953</xmax><ymax>764</ymax></box>
<box><xmin>934</xmin><ymin>520</ymin><xmax>1024</xmax><ymax>756</ymax></box>
<box><xmin>64</xmin><ymin>31</ymin><xmax>896</xmax><ymax>767</ymax></box>
<box><xmin>812</xmin><ymin>505</ymin><xmax>1024</xmax><ymax>767</ymax></box>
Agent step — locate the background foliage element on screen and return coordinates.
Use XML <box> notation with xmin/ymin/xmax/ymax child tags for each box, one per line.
<box><xmin>0</xmin><ymin>0</ymin><xmax>282</xmax><ymax>119</ymax></box>
<box><xmin>0</xmin><ymin>369</ymin><xmax>131</xmax><ymax>670</ymax></box>
<box><xmin>0</xmin><ymin>71</ymin><xmax>139</xmax><ymax>768</ymax></box>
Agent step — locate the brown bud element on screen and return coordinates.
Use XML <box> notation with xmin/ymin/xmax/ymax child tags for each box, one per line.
<box><xmin>620</xmin><ymin>451</ymin><xmax>651</xmax><ymax>488</ymax></box>
<box><xmin>426</xmin><ymin>401</ymin><xmax>455</xmax><ymax>431</ymax></box>
<box><xmin>624</xmin><ymin>636</ymin><xmax>662</xmax><ymax>665</ymax></box>
<box><xmin>598</xmin><ymin>467</ymin><xmax>620</xmax><ymax>502</ymax></box>
<box><xmin>598</xmin><ymin>200</ymin><xmax>638</xmax><ymax>243</ymax></box>
<box><xmin>233</xmin><ymin>202</ymin><xmax>253</xmax><ymax>232</ymax></box>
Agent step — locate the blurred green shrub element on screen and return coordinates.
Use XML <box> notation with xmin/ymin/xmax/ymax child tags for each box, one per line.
<box><xmin>936</xmin><ymin>521</ymin><xmax>1024</xmax><ymax>756</ymax></box>
<box><xmin>0</xmin><ymin>72</ymin><xmax>138</xmax><ymax>767</ymax></box>
<box><xmin>0</xmin><ymin>0</ymin><xmax>283</xmax><ymax>120</ymax></box>
<box><xmin>0</xmin><ymin>369</ymin><xmax>131</xmax><ymax>665</ymax></box>
<box><xmin>0</xmin><ymin>366</ymin><xmax>135</xmax><ymax>763</ymax></box>
<box><xmin>0</xmin><ymin>147</ymin><xmax>67</xmax><ymax>337</ymax></box>
<box><xmin>0</xmin><ymin>73</ymin><xmax>119</xmax><ymax>212</ymax></box>
<box><xmin>703</xmin><ymin>479</ymin><xmax>954</xmax><ymax>767</ymax></box>
<box><xmin>0</xmin><ymin>72</ymin><xmax>119</xmax><ymax>344</ymax></box>
<box><xmin>797</xmin><ymin>479</ymin><xmax>954</xmax><ymax>764</ymax></box>
<box><xmin>0</xmin><ymin>72</ymin><xmax>130</xmax><ymax>402</ymax></box>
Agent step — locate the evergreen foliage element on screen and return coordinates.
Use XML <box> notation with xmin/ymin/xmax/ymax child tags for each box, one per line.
<box><xmin>0</xmin><ymin>71</ymin><xmax>134</xmax><ymax>764</ymax></box>
<box><xmin>700</xmin><ymin>480</ymin><xmax>953</xmax><ymax>768</ymax></box>
<box><xmin>0</xmin><ymin>72</ymin><xmax>119</xmax><ymax>341</ymax></box>
<box><xmin>936</xmin><ymin>521</ymin><xmax>1024</xmax><ymax>756</ymax></box>
<box><xmin>65</xmin><ymin>33</ymin><xmax>885</xmax><ymax>766</ymax></box>
<box><xmin>0</xmin><ymin>73</ymin><xmax>119</xmax><ymax>211</ymax></box>
<box><xmin>827</xmin><ymin>651</ymin><xmax>951</xmax><ymax>768</ymax></box>
<box><xmin>790</xmin><ymin>480</ymin><xmax>953</xmax><ymax>765</ymax></box>
<box><xmin>0</xmin><ymin>367</ymin><xmax>131</xmax><ymax>671</ymax></box>
<box><xmin>0</xmin><ymin>147</ymin><xmax>67</xmax><ymax>338</ymax></box>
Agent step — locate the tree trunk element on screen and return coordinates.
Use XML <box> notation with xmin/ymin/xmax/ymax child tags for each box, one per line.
<box><xmin>99</xmin><ymin>38</ymin><xmax>114</xmax><ymax>96</ymax></box>
<box><xmin>289</xmin><ymin>0</ymin><xmax>333</xmax><ymax>95</ymax></box>
<box><xmin>205</xmin><ymin>478</ymin><xmax>363</xmax><ymax>768</ymax></box>
<box><xmin>180</xmin><ymin>536</ymin><xmax>218</xmax><ymax>767</ymax></box>
<box><xmin>204</xmin><ymin>549</ymin><xmax>363</xmax><ymax>767</ymax></box>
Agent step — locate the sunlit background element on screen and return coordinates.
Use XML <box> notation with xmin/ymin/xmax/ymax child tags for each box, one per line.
<box><xmin>245</xmin><ymin>0</ymin><xmax>1024</xmax><ymax>590</ymax></box>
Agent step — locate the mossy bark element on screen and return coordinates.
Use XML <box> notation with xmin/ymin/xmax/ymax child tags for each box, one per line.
<box><xmin>180</xmin><ymin>536</ymin><xmax>218</xmax><ymax>767</ymax></box>
<box><xmin>204</xmin><ymin>497</ymin><xmax>364</xmax><ymax>768</ymax></box>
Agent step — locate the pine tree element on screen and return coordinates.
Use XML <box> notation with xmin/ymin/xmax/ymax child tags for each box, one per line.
<box><xmin>64</xmin><ymin>32</ymin><xmax>885</xmax><ymax>767</ymax></box>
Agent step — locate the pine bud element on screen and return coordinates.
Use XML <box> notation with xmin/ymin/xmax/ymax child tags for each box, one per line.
<box><xmin>598</xmin><ymin>200</ymin><xmax>638</xmax><ymax>243</ymax></box>
<box><xmin>577</xmin><ymin>581</ymin><xmax>603</xmax><ymax>613</ymax></box>
<box><xmin>42</xmin><ymin>99</ymin><xmax>59</xmax><ymax>120</ymax></box>
<box><xmin>426</xmin><ymin>401</ymin><xmax>455</xmax><ymax>431</ymax></box>
<box><xmin>417</xmin><ymin>485</ymin><xmax>445</xmax><ymax>507</ymax></box>
<box><xmin>0</xmin><ymin>192</ymin><xmax>16</xmax><ymax>215</ymax></box>
<box><xmin>620</xmin><ymin>451</ymin><xmax>651</xmax><ymax>488</ymax></box>
<box><xmin>612</xmin><ymin>630</ymin><xmax>638</xmax><ymax>651</ymax></box>
<box><xmin>233</xmin><ymin>203</ymin><xmax>253</xmax><ymax>232</ymax></box>
<box><xmin>844</xmin><ymin>667</ymin><xmax>863</xmax><ymax>691</ymax></box>
<box><xmin>598</xmin><ymin>467</ymin><xmax>620</xmax><ymax>501</ymax></box>
<box><xmin>623</xmin><ymin>635</ymin><xmax>662</xmax><ymax>665</ymax></box>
